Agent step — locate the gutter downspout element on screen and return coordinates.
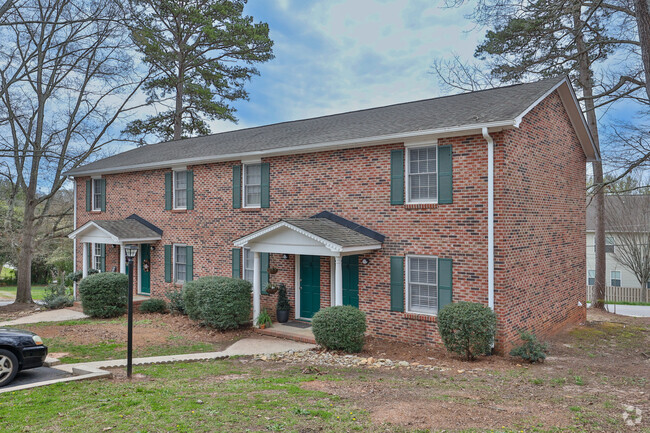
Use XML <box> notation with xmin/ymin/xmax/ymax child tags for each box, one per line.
<box><xmin>482</xmin><ymin>128</ymin><xmax>495</xmax><ymax>311</ymax></box>
<box><xmin>72</xmin><ymin>177</ymin><xmax>77</xmax><ymax>300</ymax></box>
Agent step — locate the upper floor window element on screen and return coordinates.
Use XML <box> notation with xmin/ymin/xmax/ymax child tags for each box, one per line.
<box><xmin>406</xmin><ymin>255</ymin><xmax>438</xmax><ymax>314</ymax></box>
<box><xmin>92</xmin><ymin>179</ymin><xmax>102</xmax><ymax>211</ymax></box>
<box><xmin>605</xmin><ymin>236</ymin><xmax>615</xmax><ymax>254</ymax></box>
<box><xmin>587</xmin><ymin>270</ymin><xmax>595</xmax><ymax>286</ymax></box>
<box><xmin>174</xmin><ymin>171</ymin><xmax>187</xmax><ymax>209</ymax></box>
<box><xmin>407</xmin><ymin>146</ymin><xmax>437</xmax><ymax>203</ymax></box>
<box><xmin>244</xmin><ymin>164</ymin><xmax>262</xmax><ymax>207</ymax></box>
<box><xmin>610</xmin><ymin>270</ymin><xmax>621</xmax><ymax>287</ymax></box>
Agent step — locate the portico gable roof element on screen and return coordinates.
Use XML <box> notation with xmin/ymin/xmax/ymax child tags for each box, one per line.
<box><xmin>69</xmin><ymin>216</ymin><xmax>162</xmax><ymax>244</ymax></box>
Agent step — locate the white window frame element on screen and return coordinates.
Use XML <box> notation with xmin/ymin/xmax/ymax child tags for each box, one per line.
<box><xmin>173</xmin><ymin>244</ymin><xmax>187</xmax><ymax>283</ymax></box>
<box><xmin>610</xmin><ymin>270</ymin><xmax>621</xmax><ymax>287</ymax></box>
<box><xmin>173</xmin><ymin>170</ymin><xmax>188</xmax><ymax>210</ymax></box>
<box><xmin>92</xmin><ymin>178</ymin><xmax>102</xmax><ymax>211</ymax></box>
<box><xmin>587</xmin><ymin>269</ymin><xmax>595</xmax><ymax>286</ymax></box>
<box><xmin>242</xmin><ymin>248</ymin><xmax>254</xmax><ymax>284</ymax></box>
<box><xmin>242</xmin><ymin>163</ymin><xmax>262</xmax><ymax>208</ymax></box>
<box><xmin>405</xmin><ymin>144</ymin><xmax>438</xmax><ymax>204</ymax></box>
<box><xmin>405</xmin><ymin>255</ymin><xmax>438</xmax><ymax>315</ymax></box>
<box><xmin>605</xmin><ymin>236</ymin><xmax>615</xmax><ymax>254</ymax></box>
<box><xmin>93</xmin><ymin>243</ymin><xmax>102</xmax><ymax>271</ymax></box>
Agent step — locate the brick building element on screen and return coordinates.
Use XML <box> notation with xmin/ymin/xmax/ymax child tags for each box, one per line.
<box><xmin>67</xmin><ymin>76</ymin><xmax>599</xmax><ymax>349</ymax></box>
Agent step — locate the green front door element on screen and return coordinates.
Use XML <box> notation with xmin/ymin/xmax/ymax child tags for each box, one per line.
<box><xmin>300</xmin><ymin>255</ymin><xmax>321</xmax><ymax>319</ymax></box>
<box><xmin>342</xmin><ymin>255</ymin><xmax>359</xmax><ymax>307</ymax></box>
<box><xmin>140</xmin><ymin>244</ymin><xmax>151</xmax><ymax>295</ymax></box>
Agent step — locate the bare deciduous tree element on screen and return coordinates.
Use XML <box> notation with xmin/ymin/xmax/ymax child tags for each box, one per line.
<box><xmin>606</xmin><ymin>194</ymin><xmax>650</xmax><ymax>302</ymax></box>
<box><xmin>0</xmin><ymin>0</ymin><xmax>146</xmax><ymax>303</ymax></box>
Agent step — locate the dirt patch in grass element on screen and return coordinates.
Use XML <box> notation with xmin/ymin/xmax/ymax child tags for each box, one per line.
<box><xmin>0</xmin><ymin>302</ymin><xmax>41</xmax><ymax>321</ymax></box>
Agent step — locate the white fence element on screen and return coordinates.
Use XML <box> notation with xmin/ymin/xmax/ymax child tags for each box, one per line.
<box><xmin>587</xmin><ymin>285</ymin><xmax>650</xmax><ymax>304</ymax></box>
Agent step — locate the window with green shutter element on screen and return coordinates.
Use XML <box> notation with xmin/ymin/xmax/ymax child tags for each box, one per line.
<box><xmin>390</xmin><ymin>256</ymin><xmax>404</xmax><ymax>312</ymax></box>
<box><xmin>390</xmin><ymin>149</ymin><xmax>404</xmax><ymax>205</ymax></box>
<box><xmin>164</xmin><ymin>245</ymin><xmax>172</xmax><ymax>282</ymax></box>
<box><xmin>261</xmin><ymin>163</ymin><xmax>270</xmax><ymax>208</ymax></box>
<box><xmin>186</xmin><ymin>170</ymin><xmax>194</xmax><ymax>210</ymax></box>
<box><xmin>232</xmin><ymin>166</ymin><xmax>241</xmax><ymax>209</ymax></box>
<box><xmin>260</xmin><ymin>252</ymin><xmax>269</xmax><ymax>294</ymax></box>
<box><xmin>185</xmin><ymin>245</ymin><xmax>193</xmax><ymax>281</ymax></box>
<box><xmin>405</xmin><ymin>255</ymin><xmax>453</xmax><ymax>315</ymax></box>
<box><xmin>437</xmin><ymin>145</ymin><xmax>453</xmax><ymax>204</ymax></box>
<box><xmin>232</xmin><ymin>248</ymin><xmax>241</xmax><ymax>278</ymax></box>
<box><xmin>99</xmin><ymin>243</ymin><xmax>106</xmax><ymax>272</ymax></box>
<box><xmin>438</xmin><ymin>258</ymin><xmax>453</xmax><ymax>311</ymax></box>
<box><xmin>164</xmin><ymin>172</ymin><xmax>172</xmax><ymax>211</ymax></box>
<box><xmin>85</xmin><ymin>180</ymin><xmax>91</xmax><ymax>211</ymax></box>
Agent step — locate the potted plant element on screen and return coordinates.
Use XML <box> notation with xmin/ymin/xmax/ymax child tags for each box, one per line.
<box><xmin>256</xmin><ymin>309</ymin><xmax>272</xmax><ymax>329</ymax></box>
<box><xmin>276</xmin><ymin>284</ymin><xmax>290</xmax><ymax>323</ymax></box>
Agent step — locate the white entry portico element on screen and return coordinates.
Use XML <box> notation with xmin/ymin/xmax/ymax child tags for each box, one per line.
<box><xmin>233</xmin><ymin>213</ymin><xmax>384</xmax><ymax>323</ymax></box>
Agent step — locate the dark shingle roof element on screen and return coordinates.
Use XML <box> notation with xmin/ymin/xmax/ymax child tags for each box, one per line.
<box><xmin>93</xmin><ymin>219</ymin><xmax>162</xmax><ymax>240</ymax></box>
<box><xmin>586</xmin><ymin>195</ymin><xmax>650</xmax><ymax>232</ymax></box>
<box><xmin>67</xmin><ymin>77</ymin><xmax>568</xmax><ymax>176</ymax></box>
<box><xmin>282</xmin><ymin>218</ymin><xmax>381</xmax><ymax>247</ymax></box>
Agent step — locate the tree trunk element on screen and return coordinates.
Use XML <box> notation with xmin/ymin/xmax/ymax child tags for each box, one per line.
<box><xmin>633</xmin><ymin>0</ymin><xmax>650</xmax><ymax>99</ymax></box>
<box><xmin>15</xmin><ymin>202</ymin><xmax>35</xmax><ymax>304</ymax></box>
<box><xmin>174</xmin><ymin>62</ymin><xmax>184</xmax><ymax>141</ymax></box>
<box><xmin>573</xmin><ymin>7</ymin><xmax>606</xmax><ymax>309</ymax></box>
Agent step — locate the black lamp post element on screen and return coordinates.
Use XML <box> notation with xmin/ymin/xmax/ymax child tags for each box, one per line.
<box><xmin>124</xmin><ymin>244</ymin><xmax>138</xmax><ymax>379</ymax></box>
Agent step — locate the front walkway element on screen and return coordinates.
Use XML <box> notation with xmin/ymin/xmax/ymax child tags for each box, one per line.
<box><xmin>0</xmin><ymin>308</ymin><xmax>88</xmax><ymax>327</ymax></box>
<box><xmin>256</xmin><ymin>322</ymin><xmax>317</xmax><ymax>344</ymax></box>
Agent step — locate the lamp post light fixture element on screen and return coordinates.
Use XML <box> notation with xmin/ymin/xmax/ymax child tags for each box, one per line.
<box><xmin>124</xmin><ymin>244</ymin><xmax>138</xmax><ymax>379</ymax></box>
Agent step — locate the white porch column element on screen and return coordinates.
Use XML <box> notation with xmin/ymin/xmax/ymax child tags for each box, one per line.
<box><xmin>120</xmin><ymin>243</ymin><xmax>126</xmax><ymax>274</ymax></box>
<box><xmin>82</xmin><ymin>242</ymin><xmax>88</xmax><ymax>278</ymax></box>
<box><xmin>253</xmin><ymin>251</ymin><xmax>261</xmax><ymax>324</ymax></box>
<box><xmin>335</xmin><ymin>255</ymin><xmax>343</xmax><ymax>306</ymax></box>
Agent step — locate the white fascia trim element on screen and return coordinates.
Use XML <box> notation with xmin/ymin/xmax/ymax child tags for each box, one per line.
<box><xmin>120</xmin><ymin>237</ymin><xmax>162</xmax><ymax>243</ymax></box>
<box><xmin>67</xmin><ymin>120</ymin><xmax>515</xmax><ymax>177</ymax></box>
<box><xmin>513</xmin><ymin>79</ymin><xmax>567</xmax><ymax>127</ymax></box>
<box><xmin>340</xmin><ymin>245</ymin><xmax>382</xmax><ymax>254</ymax></box>
<box><xmin>68</xmin><ymin>221</ymin><xmax>120</xmax><ymax>243</ymax></box>
<box><xmin>171</xmin><ymin>165</ymin><xmax>187</xmax><ymax>171</ymax></box>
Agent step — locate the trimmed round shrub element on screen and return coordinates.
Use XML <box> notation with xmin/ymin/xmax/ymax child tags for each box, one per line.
<box><xmin>509</xmin><ymin>330</ymin><xmax>548</xmax><ymax>363</ymax></box>
<box><xmin>182</xmin><ymin>276</ymin><xmax>252</xmax><ymax>330</ymax></box>
<box><xmin>165</xmin><ymin>288</ymin><xmax>186</xmax><ymax>314</ymax></box>
<box><xmin>138</xmin><ymin>298</ymin><xmax>168</xmax><ymax>314</ymax></box>
<box><xmin>312</xmin><ymin>306</ymin><xmax>366</xmax><ymax>353</ymax></box>
<box><xmin>78</xmin><ymin>272</ymin><xmax>128</xmax><ymax>318</ymax></box>
<box><xmin>437</xmin><ymin>302</ymin><xmax>496</xmax><ymax>361</ymax></box>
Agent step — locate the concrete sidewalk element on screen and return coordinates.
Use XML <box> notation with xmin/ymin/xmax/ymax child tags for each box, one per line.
<box><xmin>0</xmin><ymin>308</ymin><xmax>88</xmax><ymax>327</ymax></box>
<box><xmin>2</xmin><ymin>336</ymin><xmax>316</xmax><ymax>393</ymax></box>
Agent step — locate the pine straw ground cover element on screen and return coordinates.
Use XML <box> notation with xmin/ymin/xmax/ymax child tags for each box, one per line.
<box><xmin>0</xmin><ymin>310</ymin><xmax>648</xmax><ymax>432</ymax></box>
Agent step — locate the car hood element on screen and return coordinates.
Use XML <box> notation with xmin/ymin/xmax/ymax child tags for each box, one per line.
<box><xmin>0</xmin><ymin>328</ymin><xmax>38</xmax><ymax>337</ymax></box>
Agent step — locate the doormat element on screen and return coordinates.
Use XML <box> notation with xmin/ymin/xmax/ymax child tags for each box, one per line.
<box><xmin>283</xmin><ymin>321</ymin><xmax>312</xmax><ymax>329</ymax></box>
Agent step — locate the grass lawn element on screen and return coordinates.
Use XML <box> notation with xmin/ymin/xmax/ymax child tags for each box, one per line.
<box><xmin>3</xmin><ymin>310</ymin><xmax>649</xmax><ymax>432</ymax></box>
<box><xmin>0</xmin><ymin>285</ymin><xmax>48</xmax><ymax>300</ymax></box>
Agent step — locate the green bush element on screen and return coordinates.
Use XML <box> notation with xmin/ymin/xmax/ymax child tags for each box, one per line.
<box><xmin>138</xmin><ymin>298</ymin><xmax>168</xmax><ymax>314</ymax></box>
<box><xmin>165</xmin><ymin>288</ymin><xmax>186</xmax><ymax>314</ymax></box>
<box><xmin>509</xmin><ymin>330</ymin><xmax>548</xmax><ymax>363</ymax></box>
<box><xmin>312</xmin><ymin>306</ymin><xmax>366</xmax><ymax>353</ymax></box>
<box><xmin>42</xmin><ymin>284</ymin><xmax>74</xmax><ymax>309</ymax></box>
<box><xmin>437</xmin><ymin>302</ymin><xmax>496</xmax><ymax>361</ymax></box>
<box><xmin>78</xmin><ymin>272</ymin><xmax>128</xmax><ymax>318</ymax></box>
<box><xmin>182</xmin><ymin>276</ymin><xmax>252</xmax><ymax>330</ymax></box>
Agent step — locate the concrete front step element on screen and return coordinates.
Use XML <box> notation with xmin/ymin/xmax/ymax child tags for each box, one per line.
<box><xmin>255</xmin><ymin>327</ymin><xmax>317</xmax><ymax>345</ymax></box>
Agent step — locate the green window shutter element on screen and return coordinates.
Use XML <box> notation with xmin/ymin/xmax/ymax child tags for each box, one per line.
<box><xmin>100</xmin><ymin>179</ymin><xmax>106</xmax><ymax>212</ymax></box>
<box><xmin>260</xmin><ymin>163</ymin><xmax>270</xmax><ymax>208</ymax></box>
<box><xmin>232</xmin><ymin>165</ymin><xmax>241</xmax><ymax>209</ymax></box>
<box><xmin>390</xmin><ymin>256</ymin><xmax>405</xmax><ymax>312</ymax></box>
<box><xmin>85</xmin><ymin>180</ymin><xmax>91</xmax><ymax>211</ymax></box>
<box><xmin>186</xmin><ymin>170</ymin><xmax>194</xmax><ymax>210</ymax></box>
<box><xmin>86</xmin><ymin>243</ymin><xmax>92</xmax><ymax>270</ymax></box>
<box><xmin>100</xmin><ymin>244</ymin><xmax>106</xmax><ymax>272</ymax></box>
<box><xmin>232</xmin><ymin>248</ymin><xmax>241</xmax><ymax>278</ymax></box>
<box><xmin>186</xmin><ymin>246</ymin><xmax>193</xmax><ymax>281</ymax></box>
<box><xmin>390</xmin><ymin>149</ymin><xmax>404</xmax><ymax>205</ymax></box>
<box><xmin>164</xmin><ymin>245</ymin><xmax>172</xmax><ymax>283</ymax></box>
<box><xmin>438</xmin><ymin>145</ymin><xmax>453</xmax><ymax>204</ymax></box>
<box><xmin>438</xmin><ymin>258</ymin><xmax>453</xmax><ymax>312</ymax></box>
<box><xmin>260</xmin><ymin>252</ymin><xmax>269</xmax><ymax>294</ymax></box>
<box><xmin>164</xmin><ymin>172</ymin><xmax>172</xmax><ymax>211</ymax></box>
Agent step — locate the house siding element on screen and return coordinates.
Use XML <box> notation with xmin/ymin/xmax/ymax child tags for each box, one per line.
<box><xmin>74</xmin><ymin>89</ymin><xmax>585</xmax><ymax>349</ymax></box>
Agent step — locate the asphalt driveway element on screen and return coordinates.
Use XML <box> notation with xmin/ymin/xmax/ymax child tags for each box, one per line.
<box><xmin>2</xmin><ymin>367</ymin><xmax>70</xmax><ymax>391</ymax></box>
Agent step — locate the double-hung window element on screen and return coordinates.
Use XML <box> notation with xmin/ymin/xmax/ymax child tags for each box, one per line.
<box><xmin>610</xmin><ymin>270</ymin><xmax>621</xmax><ymax>287</ymax></box>
<box><xmin>406</xmin><ymin>256</ymin><xmax>438</xmax><ymax>314</ymax></box>
<box><xmin>407</xmin><ymin>146</ymin><xmax>437</xmax><ymax>203</ymax></box>
<box><xmin>243</xmin><ymin>164</ymin><xmax>262</xmax><ymax>207</ymax></box>
<box><xmin>174</xmin><ymin>171</ymin><xmax>187</xmax><ymax>209</ymax></box>
<box><xmin>174</xmin><ymin>245</ymin><xmax>187</xmax><ymax>283</ymax></box>
<box><xmin>243</xmin><ymin>248</ymin><xmax>254</xmax><ymax>283</ymax></box>
<box><xmin>93</xmin><ymin>243</ymin><xmax>102</xmax><ymax>271</ymax></box>
<box><xmin>587</xmin><ymin>270</ymin><xmax>595</xmax><ymax>286</ymax></box>
<box><xmin>92</xmin><ymin>179</ymin><xmax>102</xmax><ymax>211</ymax></box>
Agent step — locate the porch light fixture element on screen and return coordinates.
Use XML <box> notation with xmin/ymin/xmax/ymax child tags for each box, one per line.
<box><xmin>282</xmin><ymin>254</ymin><xmax>289</xmax><ymax>260</ymax></box>
<box><xmin>361</xmin><ymin>258</ymin><xmax>370</xmax><ymax>265</ymax></box>
<box><xmin>124</xmin><ymin>244</ymin><xmax>138</xmax><ymax>379</ymax></box>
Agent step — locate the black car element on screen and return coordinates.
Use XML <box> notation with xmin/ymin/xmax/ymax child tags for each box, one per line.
<box><xmin>0</xmin><ymin>328</ymin><xmax>48</xmax><ymax>387</ymax></box>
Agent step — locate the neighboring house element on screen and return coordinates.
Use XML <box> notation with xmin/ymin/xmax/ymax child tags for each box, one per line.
<box><xmin>67</xmin><ymin>76</ymin><xmax>598</xmax><ymax>349</ymax></box>
<box><xmin>586</xmin><ymin>195</ymin><xmax>650</xmax><ymax>290</ymax></box>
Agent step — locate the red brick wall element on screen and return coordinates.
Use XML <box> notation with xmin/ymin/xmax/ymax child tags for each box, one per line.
<box><xmin>74</xmin><ymin>90</ymin><xmax>585</xmax><ymax>348</ymax></box>
<box><xmin>495</xmin><ymin>91</ymin><xmax>587</xmax><ymax>350</ymax></box>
